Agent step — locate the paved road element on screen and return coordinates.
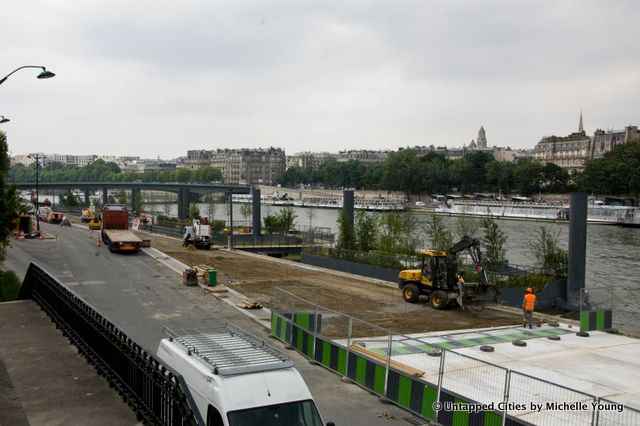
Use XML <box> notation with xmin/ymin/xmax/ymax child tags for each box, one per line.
<box><xmin>6</xmin><ymin>222</ymin><xmax>422</xmax><ymax>426</ymax></box>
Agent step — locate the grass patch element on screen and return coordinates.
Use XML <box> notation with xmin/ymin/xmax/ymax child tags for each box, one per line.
<box><xmin>0</xmin><ymin>269</ymin><xmax>22</xmax><ymax>301</ymax></box>
<box><xmin>282</xmin><ymin>254</ymin><xmax>301</xmax><ymax>262</ymax></box>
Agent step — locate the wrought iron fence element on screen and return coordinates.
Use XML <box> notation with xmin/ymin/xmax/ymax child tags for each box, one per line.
<box><xmin>18</xmin><ymin>262</ymin><xmax>202</xmax><ymax>426</ymax></box>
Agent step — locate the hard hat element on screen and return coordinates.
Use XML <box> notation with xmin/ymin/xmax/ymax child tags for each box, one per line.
<box><xmin>526</xmin><ymin>287</ymin><xmax>533</xmax><ymax>293</ymax></box>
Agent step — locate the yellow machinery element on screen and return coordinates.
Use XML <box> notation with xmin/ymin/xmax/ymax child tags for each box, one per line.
<box><xmin>88</xmin><ymin>215</ymin><xmax>102</xmax><ymax>230</ymax></box>
<box><xmin>398</xmin><ymin>236</ymin><xmax>498</xmax><ymax>309</ymax></box>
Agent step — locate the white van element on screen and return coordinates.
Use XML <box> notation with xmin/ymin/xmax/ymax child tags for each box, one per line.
<box><xmin>157</xmin><ymin>323</ymin><xmax>331</xmax><ymax>426</ymax></box>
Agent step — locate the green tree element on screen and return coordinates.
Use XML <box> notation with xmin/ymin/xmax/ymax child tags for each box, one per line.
<box><xmin>264</xmin><ymin>207</ymin><xmax>297</xmax><ymax>235</ymax></box>
<box><xmin>240</xmin><ymin>203</ymin><xmax>252</xmax><ymax>225</ymax></box>
<box><xmin>528</xmin><ymin>226</ymin><xmax>568</xmax><ymax>276</ymax></box>
<box><xmin>481</xmin><ymin>216</ymin><xmax>507</xmax><ymax>272</ymax></box>
<box><xmin>485</xmin><ymin>160</ymin><xmax>514</xmax><ymax>195</ymax></box>
<box><xmin>541</xmin><ymin>162</ymin><xmax>569</xmax><ymax>193</ymax></box>
<box><xmin>59</xmin><ymin>192</ymin><xmax>79</xmax><ymax>207</ymax></box>
<box><xmin>422</xmin><ymin>214</ymin><xmax>453</xmax><ymax>252</ymax></box>
<box><xmin>377</xmin><ymin>212</ymin><xmax>420</xmax><ymax>255</ymax></box>
<box><xmin>513</xmin><ymin>159</ymin><xmax>544</xmax><ymax>196</ymax></box>
<box><xmin>454</xmin><ymin>207</ymin><xmax>480</xmax><ymax>240</ymax></box>
<box><xmin>381</xmin><ymin>149</ymin><xmax>424</xmax><ymax>195</ymax></box>
<box><xmin>0</xmin><ymin>131</ymin><xmax>21</xmax><ymax>260</ymax></box>
<box><xmin>354</xmin><ymin>211</ymin><xmax>379</xmax><ymax>252</ymax></box>
<box><xmin>422</xmin><ymin>152</ymin><xmax>449</xmax><ymax>194</ymax></box>
<box><xmin>115</xmin><ymin>189</ymin><xmax>128</xmax><ymax>205</ymax></box>
<box><xmin>203</xmin><ymin>193</ymin><xmax>216</xmax><ymax>220</ymax></box>
<box><xmin>189</xmin><ymin>203</ymin><xmax>201</xmax><ymax>220</ymax></box>
<box><xmin>336</xmin><ymin>210</ymin><xmax>356</xmax><ymax>250</ymax></box>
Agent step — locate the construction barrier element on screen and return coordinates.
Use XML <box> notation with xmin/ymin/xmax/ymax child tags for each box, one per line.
<box><xmin>270</xmin><ymin>286</ymin><xmax>638</xmax><ymax>426</ymax></box>
<box><xmin>386</xmin><ymin>369</ymin><xmax>439</xmax><ymax>421</ymax></box>
<box><xmin>271</xmin><ymin>311</ymin><xmax>321</xmax><ymax>360</ymax></box>
<box><xmin>580</xmin><ymin>287</ymin><xmax>614</xmax><ymax>332</ymax></box>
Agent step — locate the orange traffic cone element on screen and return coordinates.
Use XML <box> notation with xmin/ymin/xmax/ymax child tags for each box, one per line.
<box><xmin>96</xmin><ymin>236</ymin><xmax>101</xmax><ymax>247</ymax></box>
<box><xmin>89</xmin><ymin>230</ymin><xmax>93</xmax><ymax>239</ymax></box>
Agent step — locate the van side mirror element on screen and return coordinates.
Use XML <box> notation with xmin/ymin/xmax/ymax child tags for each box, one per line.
<box><xmin>326</xmin><ymin>422</ymin><xmax>335</xmax><ymax>426</ymax></box>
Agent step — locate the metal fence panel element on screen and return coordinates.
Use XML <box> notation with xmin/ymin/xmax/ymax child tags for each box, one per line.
<box><xmin>596</xmin><ymin>398</ymin><xmax>640</xmax><ymax>426</ymax></box>
<box><xmin>440</xmin><ymin>350</ymin><xmax>508</xmax><ymax>407</ymax></box>
<box><xmin>508</xmin><ymin>370</ymin><xmax>595</xmax><ymax>426</ymax></box>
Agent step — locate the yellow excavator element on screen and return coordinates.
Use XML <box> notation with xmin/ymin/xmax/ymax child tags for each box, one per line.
<box><xmin>398</xmin><ymin>236</ymin><xmax>498</xmax><ymax>309</ymax></box>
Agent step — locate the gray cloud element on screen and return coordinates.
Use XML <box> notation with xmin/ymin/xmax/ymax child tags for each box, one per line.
<box><xmin>2</xmin><ymin>0</ymin><xmax>638</xmax><ymax>158</ymax></box>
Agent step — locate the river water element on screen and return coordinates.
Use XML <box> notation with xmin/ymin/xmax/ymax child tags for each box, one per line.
<box><xmin>52</xmin><ymin>196</ymin><xmax>640</xmax><ymax>334</ymax></box>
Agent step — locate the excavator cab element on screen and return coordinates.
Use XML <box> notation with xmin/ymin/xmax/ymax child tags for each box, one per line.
<box><xmin>398</xmin><ymin>236</ymin><xmax>499</xmax><ymax>310</ymax></box>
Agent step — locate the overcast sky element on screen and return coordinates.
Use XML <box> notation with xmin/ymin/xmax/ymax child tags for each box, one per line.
<box><xmin>2</xmin><ymin>0</ymin><xmax>639</xmax><ymax>159</ymax></box>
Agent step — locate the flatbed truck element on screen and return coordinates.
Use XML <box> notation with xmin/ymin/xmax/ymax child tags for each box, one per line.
<box><xmin>101</xmin><ymin>204</ymin><xmax>143</xmax><ymax>253</ymax></box>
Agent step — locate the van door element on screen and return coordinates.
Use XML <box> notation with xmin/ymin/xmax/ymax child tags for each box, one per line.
<box><xmin>207</xmin><ymin>404</ymin><xmax>225</xmax><ymax>426</ymax></box>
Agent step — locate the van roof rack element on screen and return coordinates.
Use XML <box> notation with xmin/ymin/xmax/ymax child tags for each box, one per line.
<box><xmin>163</xmin><ymin>323</ymin><xmax>293</xmax><ymax>376</ymax></box>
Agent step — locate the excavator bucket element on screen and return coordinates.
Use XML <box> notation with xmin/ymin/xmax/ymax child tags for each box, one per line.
<box><xmin>456</xmin><ymin>283</ymin><xmax>499</xmax><ymax>310</ymax></box>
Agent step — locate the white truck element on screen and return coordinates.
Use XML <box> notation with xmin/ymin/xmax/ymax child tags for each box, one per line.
<box><xmin>183</xmin><ymin>219</ymin><xmax>212</xmax><ymax>250</ymax></box>
<box><xmin>157</xmin><ymin>323</ymin><xmax>331</xmax><ymax>426</ymax></box>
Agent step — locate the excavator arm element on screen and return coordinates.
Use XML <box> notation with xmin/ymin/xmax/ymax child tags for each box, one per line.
<box><xmin>448</xmin><ymin>236</ymin><xmax>497</xmax><ymax>308</ymax></box>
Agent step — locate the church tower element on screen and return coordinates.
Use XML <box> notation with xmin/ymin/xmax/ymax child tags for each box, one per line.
<box><xmin>476</xmin><ymin>126</ymin><xmax>487</xmax><ymax>148</ymax></box>
<box><xmin>578</xmin><ymin>110</ymin><xmax>584</xmax><ymax>133</ymax></box>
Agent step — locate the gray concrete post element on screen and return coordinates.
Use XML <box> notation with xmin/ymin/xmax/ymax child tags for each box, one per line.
<box><xmin>177</xmin><ymin>188</ymin><xmax>186</xmax><ymax>220</ymax></box>
<box><xmin>252</xmin><ymin>188</ymin><xmax>261</xmax><ymax>237</ymax></box>
<box><xmin>343</xmin><ymin>190</ymin><xmax>354</xmax><ymax>228</ymax></box>
<box><xmin>102</xmin><ymin>188</ymin><xmax>108</xmax><ymax>206</ymax></box>
<box><xmin>130</xmin><ymin>188</ymin><xmax>139</xmax><ymax>215</ymax></box>
<box><xmin>568</xmin><ymin>192</ymin><xmax>587</xmax><ymax>307</ymax></box>
<box><xmin>84</xmin><ymin>190</ymin><xmax>90</xmax><ymax>206</ymax></box>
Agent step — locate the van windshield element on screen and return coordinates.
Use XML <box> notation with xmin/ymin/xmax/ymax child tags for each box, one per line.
<box><xmin>227</xmin><ymin>399</ymin><xmax>322</xmax><ymax>426</ymax></box>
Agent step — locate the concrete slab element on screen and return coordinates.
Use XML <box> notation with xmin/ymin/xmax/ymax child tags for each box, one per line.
<box><xmin>0</xmin><ymin>300</ymin><xmax>139</xmax><ymax>426</ymax></box>
<box><xmin>390</xmin><ymin>325</ymin><xmax>640</xmax><ymax>425</ymax></box>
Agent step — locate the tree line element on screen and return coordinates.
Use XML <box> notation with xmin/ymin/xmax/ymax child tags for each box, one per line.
<box><xmin>9</xmin><ymin>159</ymin><xmax>222</xmax><ymax>184</ymax></box>
<box><xmin>282</xmin><ymin>142</ymin><xmax>640</xmax><ymax>198</ymax></box>
<box><xmin>6</xmin><ymin>141</ymin><xmax>640</xmax><ymax>200</ymax></box>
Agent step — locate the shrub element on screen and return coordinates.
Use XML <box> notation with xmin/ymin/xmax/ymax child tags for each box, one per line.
<box><xmin>529</xmin><ymin>226</ymin><xmax>568</xmax><ymax>277</ymax></box>
<box><xmin>0</xmin><ymin>269</ymin><xmax>21</xmax><ymax>301</ymax></box>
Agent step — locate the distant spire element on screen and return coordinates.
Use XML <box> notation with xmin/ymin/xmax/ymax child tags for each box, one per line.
<box><xmin>476</xmin><ymin>126</ymin><xmax>487</xmax><ymax>148</ymax></box>
<box><xmin>578</xmin><ymin>110</ymin><xmax>584</xmax><ymax>133</ymax></box>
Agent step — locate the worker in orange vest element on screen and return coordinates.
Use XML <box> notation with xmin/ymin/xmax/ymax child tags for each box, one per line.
<box><xmin>522</xmin><ymin>287</ymin><xmax>536</xmax><ymax>329</ymax></box>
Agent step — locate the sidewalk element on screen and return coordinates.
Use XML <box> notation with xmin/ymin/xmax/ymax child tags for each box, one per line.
<box><xmin>0</xmin><ymin>300</ymin><xmax>139</xmax><ymax>426</ymax></box>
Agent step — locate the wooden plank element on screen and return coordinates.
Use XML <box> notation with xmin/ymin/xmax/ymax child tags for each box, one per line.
<box><xmin>350</xmin><ymin>343</ymin><xmax>425</xmax><ymax>377</ymax></box>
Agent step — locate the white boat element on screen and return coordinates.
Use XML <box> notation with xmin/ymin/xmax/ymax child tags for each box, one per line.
<box><xmin>435</xmin><ymin>199</ymin><xmax>638</xmax><ymax>225</ymax></box>
<box><xmin>231</xmin><ymin>194</ymin><xmax>405</xmax><ymax>211</ymax></box>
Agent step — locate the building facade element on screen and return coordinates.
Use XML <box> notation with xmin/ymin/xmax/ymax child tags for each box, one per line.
<box><xmin>194</xmin><ymin>148</ymin><xmax>286</xmax><ymax>185</ymax></box>
<box><xmin>287</xmin><ymin>152</ymin><xmax>337</xmax><ymax>170</ymax></box>
<box><xmin>534</xmin><ymin>112</ymin><xmax>639</xmax><ymax>171</ymax></box>
<box><xmin>186</xmin><ymin>150</ymin><xmax>213</xmax><ymax>170</ymax></box>
<box><xmin>336</xmin><ymin>149</ymin><xmax>389</xmax><ymax>163</ymax></box>
<box><xmin>533</xmin><ymin>131</ymin><xmax>591</xmax><ymax>172</ymax></box>
<box><xmin>590</xmin><ymin>125</ymin><xmax>640</xmax><ymax>159</ymax></box>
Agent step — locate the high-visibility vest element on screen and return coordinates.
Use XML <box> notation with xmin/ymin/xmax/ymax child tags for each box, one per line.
<box><xmin>524</xmin><ymin>293</ymin><xmax>536</xmax><ymax>311</ymax></box>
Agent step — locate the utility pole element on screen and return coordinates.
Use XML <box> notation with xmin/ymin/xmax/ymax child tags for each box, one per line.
<box><xmin>27</xmin><ymin>154</ymin><xmax>46</xmax><ymax>232</ymax></box>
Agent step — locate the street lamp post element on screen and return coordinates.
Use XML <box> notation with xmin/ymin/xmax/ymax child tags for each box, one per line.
<box><xmin>27</xmin><ymin>154</ymin><xmax>46</xmax><ymax>232</ymax></box>
<box><xmin>0</xmin><ymin>66</ymin><xmax>55</xmax><ymax>86</ymax></box>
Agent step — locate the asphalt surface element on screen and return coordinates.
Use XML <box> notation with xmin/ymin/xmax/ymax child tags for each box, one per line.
<box><xmin>4</xmin><ymin>221</ymin><xmax>424</xmax><ymax>426</ymax></box>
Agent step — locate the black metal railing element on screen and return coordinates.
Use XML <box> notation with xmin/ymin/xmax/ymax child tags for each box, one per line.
<box><xmin>18</xmin><ymin>263</ymin><xmax>202</xmax><ymax>426</ymax></box>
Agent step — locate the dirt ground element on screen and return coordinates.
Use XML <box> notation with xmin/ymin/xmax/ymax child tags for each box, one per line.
<box><xmin>125</xmin><ymin>228</ymin><xmax>520</xmax><ymax>335</ymax></box>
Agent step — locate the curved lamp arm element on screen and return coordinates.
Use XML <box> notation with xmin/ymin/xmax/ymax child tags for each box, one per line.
<box><xmin>0</xmin><ymin>66</ymin><xmax>56</xmax><ymax>85</ymax></box>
